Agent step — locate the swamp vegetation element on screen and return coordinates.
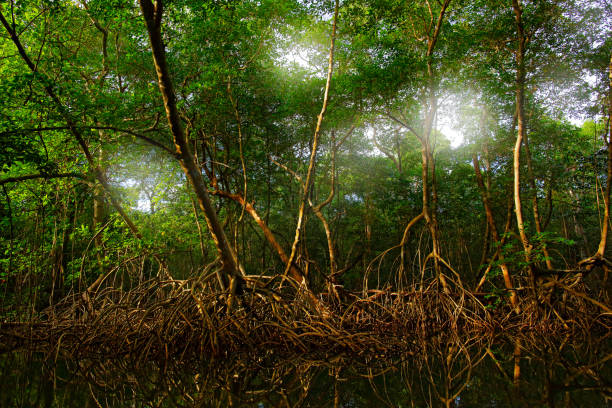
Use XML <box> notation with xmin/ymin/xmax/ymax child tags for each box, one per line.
<box><xmin>0</xmin><ymin>0</ymin><xmax>611</xmax><ymax>406</ymax></box>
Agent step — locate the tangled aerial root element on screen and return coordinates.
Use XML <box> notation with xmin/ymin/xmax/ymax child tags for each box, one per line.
<box><xmin>0</xmin><ymin>273</ymin><xmax>610</xmax><ymax>361</ymax></box>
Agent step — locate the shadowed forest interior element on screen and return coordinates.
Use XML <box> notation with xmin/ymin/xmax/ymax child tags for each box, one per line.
<box><xmin>0</xmin><ymin>0</ymin><xmax>611</xmax><ymax>406</ymax></box>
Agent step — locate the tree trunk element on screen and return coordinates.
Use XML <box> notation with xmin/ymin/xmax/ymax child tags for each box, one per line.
<box><xmin>512</xmin><ymin>0</ymin><xmax>534</xmax><ymax>284</ymax></box>
<box><xmin>138</xmin><ymin>0</ymin><xmax>241</xmax><ymax>290</ymax></box>
<box><xmin>523</xmin><ymin>135</ymin><xmax>553</xmax><ymax>269</ymax></box>
<box><xmin>596</xmin><ymin>53</ymin><xmax>612</xmax><ymax>258</ymax></box>
<box><xmin>210</xmin><ymin>189</ymin><xmax>305</xmax><ymax>283</ymax></box>
<box><xmin>0</xmin><ymin>11</ymin><xmax>143</xmax><ymax>246</ymax></box>
<box><xmin>569</xmin><ymin>188</ymin><xmax>589</xmax><ymax>259</ymax></box>
<box><xmin>93</xmin><ymin>147</ymin><xmax>107</xmax><ymax>273</ymax></box>
<box><xmin>190</xmin><ymin>193</ymin><xmax>208</xmax><ymax>263</ymax></box>
<box><xmin>473</xmin><ymin>152</ymin><xmax>518</xmax><ymax>309</ymax></box>
<box><xmin>311</xmin><ymin>146</ymin><xmax>338</xmax><ymax>295</ymax></box>
<box><xmin>284</xmin><ymin>0</ymin><xmax>339</xmax><ymax>282</ymax></box>
<box><xmin>417</xmin><ymin>0</ymin><xmax>451</xmax><ymax>292</ymax></box>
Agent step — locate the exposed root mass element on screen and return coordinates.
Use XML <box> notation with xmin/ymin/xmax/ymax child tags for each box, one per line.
<box><xmin>1</xmin><ymin>273</ymin><xmax>609</xmax><ymax>361</ymax></box>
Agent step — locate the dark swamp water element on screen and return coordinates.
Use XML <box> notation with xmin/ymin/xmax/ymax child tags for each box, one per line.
<box><xmin>1</xmin><ymin>334</ymin><xmax>611</xmax><ymax>407</ymax></box>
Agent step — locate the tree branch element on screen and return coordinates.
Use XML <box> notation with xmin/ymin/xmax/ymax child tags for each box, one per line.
<box><xmin>0</xmin><ymin>172</ymin><xmax>87</xmax><ymax>185</ymax></box>
<box><xmin>384</xmin><ymin>112</ymin><xmax>422</xmax><ymax>140</ymax></box>
<box><xmin>1</xmin><ymin>126</ymin><xmax>176</xmax><ymax>157</ymax></box>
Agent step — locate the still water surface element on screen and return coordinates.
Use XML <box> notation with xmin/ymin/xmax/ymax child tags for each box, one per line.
<box><xmin>1</xmin><ymin>334</ymin><xmax>610</xmax><ymax>407</ymax></box>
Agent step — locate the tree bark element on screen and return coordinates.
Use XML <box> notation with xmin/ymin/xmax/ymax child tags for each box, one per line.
<box><xmin>473</xmin><ymin>152</ymin><xmax>518</xmax><ymax>309</ymax></box>
<box><xmin>138</xmin><ymin>0</ymin><xmax>241</xmax><ymax>289</ymax></box>
<box><xmin>0</xmin><ymin>10</ymin><xmax>142</xmax><ymax>242</ymax></box>
<box><xmin>390</xmin><ymin>0</ymin><xmax>451</xmax><ymax>292</ymax></box>
<box><xmin>284</xmin><ymin>0</ymin><xmax>339</xmax><ymax>281</ymax></box>
<box><xmin>523</xmin><ymin>135</ymin><xmax>553</xmax><ymax>269</ymax></box>
<box><xmin>93</xmin><ymin>148</ymin><xmax>107</xmax><ymax>274</ymax></box>
<box><xmin>596</xmin><ymin>53</ymin><xmax>612</xmax><ymax>258</ymax></box>
<box><xmin>0</xmin><ymin>173</ymin><xmax>87</xmax><ymax>185</ymax></box>
<box><xmin>189</xmin><ymin>193</ymin><xmax>208</xmax><ymax>263</ymax></box>
<box><xmin>421</xmin><ymin>0</ymin><xmax>451</xmax><ymax>292</ymax></box>
<box><xmin>512</xmin><ymin>0</ymin><xmax>534</xmax><ymax>282</ymax></box>
<box><xmin>210</xmin><ymin>189</ymin><xmax>305</xmax><ymax>283</ymax></box>
<box><xmin>312</xmin><ymin>173</ymin><xmax>337</xmax><ymax>280</ymax></box>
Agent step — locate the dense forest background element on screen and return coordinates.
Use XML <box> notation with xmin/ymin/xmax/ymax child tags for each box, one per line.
<box><xmin>0</xmin><ymin>0</ymin><xmax>610</xmax><ymax>315</ymax></box>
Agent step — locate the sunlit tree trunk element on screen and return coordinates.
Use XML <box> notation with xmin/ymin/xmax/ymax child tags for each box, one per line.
<box><xmin>312</xmin><ymin>178</ymin><xmax>337</xmax><ymax>281</ymax></box>
<box><xmin>400</xmin><ymin>0</ymin><xmax>452</xmax><ymax>292</ymax></box>
<box><xmin>82</xmin><ymin>6</ymin><xmax>111</xmax><ymax>276</ymax></box>
<box><xmin>512</xmin><ymin>0</ymin><xmax>535</xmax><ymax>286</ymax></box>
<box><xmin>424</xmin><ymin>0</ymin><xmax>451</xmax><ymax>292</ymax></box>
<box><xmin>388</xmin><ymin>0</ymin><xmax>451</xmax><ymax>292</ymax></box>
<box><xmin>284</xmin><ymin>0</ymin><xmax>339</xmax><ymax>285</ymax></box>
<box><xmin>596</xmin><ymin>53</ymin><xmax>612</xmax><ymax>258</ymax></box>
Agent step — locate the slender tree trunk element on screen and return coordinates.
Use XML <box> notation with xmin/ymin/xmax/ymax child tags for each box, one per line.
<box><xmin>93</xmin><ymin>147</ymin><xmax>107</xmax><ymax>273</ymax></box>
<box><xmin>82</xmin><ymin>9</ymin><xmax>111</xmax><ymax>275</ymax></box>
<box><xmin>0</xmin><ymin>11</ymin><xmax>142</xmax><ymax>244</ymax></box>
<box><xmin>422</xmin><ymin>89</ymin><xmax>448</xmax><ymax>291</ymax></box>
<box><xmin>210</xmin><ymin>189</ymin><xmax>306</xmax><ymax>283</ymax></box>
<box><xmin>413</xmin><ymin>0</ymin><xmax>451</xmax><ymax>292</ymax></box>
<box><xmin>479</xmin><ymin>221</ymin><xmax>490</xmax><ymax>268</ymax></box>
<box><xmin>542</xmin><ymin>180</ymin><xmax>553</xmax><ymax>230</ymax></box>
<box><xmin>312</xmin><ymin>197</ymin><xmax>337</xmax><ymax>280</ymax></box>
<box><xmin>57</xmin><ymin>196</ymin><xmax>74</xmax><ymax>298</ymax></box>
<box><xmin>311</xmin><ymin>133</ymin><xmax>339</xmax><ymax>288</ymax></box>
<box><xmin>284</xmin><ymin>0</ymin><xmax>339</xmax><ymax>282</ymax></box>
<box><xmin>512</xmin><ymin>0</ymin><xmax>534</xmax><ymax>284</ymax></box>
<box><xmin>49</xmin><ymin>193</ymin><xmax>61</xmax><ymax>303</ymax></box>
<box><xmin>263</xmin><ymin>148</ymin><xmax>272</xmax><ymax>271</ymax></box>
<box><xmin>429</xmin><ymin>147</ymin><xmax>444</xmax><ymax>284</ymax></box>
<box><xmin>473</xmin><ymin>152</ymin><xmax>518</xmax><ymax>308</ymax></box>
<box><xmin>190</xmin><ymin>194</ymin><xmax>207</xmax><ymax>263</ymax></box>
<box><xmin>596</xmin><ymin>53</ymin><xmax>612</xmax><ymax>258</ymax></box>
<box><xmin>523</xmin><ymin>135</ymin><xmax>553</xmax><ymax>269</ymax></box>
<box><xmin>568</xmin><ymin>188</ymin><xmax>589</xmax><ymax>259</ymax></box>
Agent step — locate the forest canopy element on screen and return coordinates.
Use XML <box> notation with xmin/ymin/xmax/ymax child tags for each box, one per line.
<box><xmin>0</xmin><ymin>0</ymin><xmax>611</xmax><ymax>314</ymax></box>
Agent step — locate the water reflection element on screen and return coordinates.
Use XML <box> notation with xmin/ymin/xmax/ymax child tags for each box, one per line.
<box><xmin>1</xmin><ymin>334</ymin><xmax>611</xmax><ymax>407</ymax></box>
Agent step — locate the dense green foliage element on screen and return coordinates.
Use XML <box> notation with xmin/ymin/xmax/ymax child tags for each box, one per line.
<box><xmin>0</xmin><ymin>0</ymin><xmax>610</xmax><ymax>312</ymax></box>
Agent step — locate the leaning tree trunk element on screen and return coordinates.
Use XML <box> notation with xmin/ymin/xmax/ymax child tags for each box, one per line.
<box><xmin>0</xmin><ymin>11</ymin><xmax>142</xmax><ymax>243</ymax></box>
<box><xmin>210</xmin><ymin>188</ymin><xmax>306</xmax><ymax>283</ymax></box>
<box><xmin>138</xmin><ymin>0</ymin><xmax>241</xmax><ymax>292</ymax></box>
